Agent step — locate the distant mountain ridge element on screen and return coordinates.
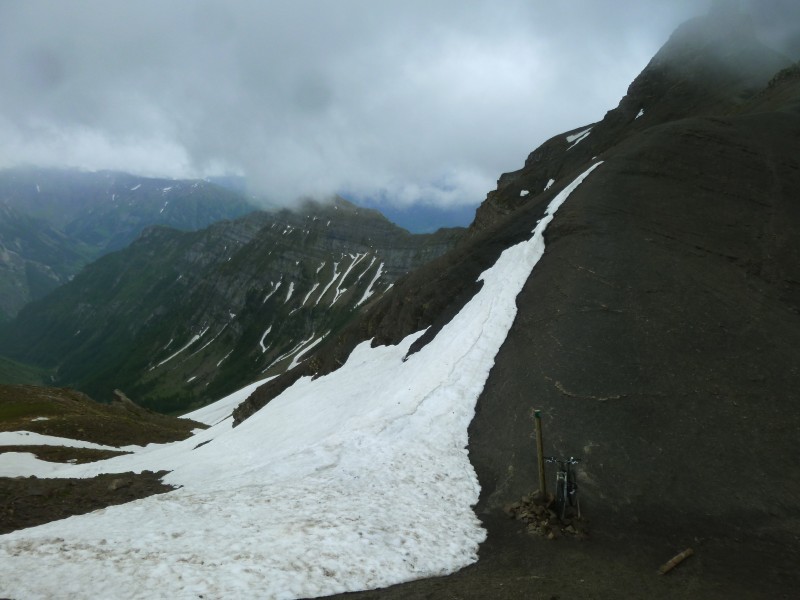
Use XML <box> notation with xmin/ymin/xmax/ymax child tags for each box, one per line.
<box><xmin>0</xmin><ymin>168</ymin><xmax>256</xmax><ymax>321</ymax></box>
<box><xmin>0</xmin><ymin>196</ymin><xmax>462</xmax><ymax>412</ymax></box>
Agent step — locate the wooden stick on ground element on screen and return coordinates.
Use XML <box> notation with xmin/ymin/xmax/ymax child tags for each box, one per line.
<box><xmin>658</xmin><ymin>548</ymin><xmax>694</xmax><ymax>575</ymax></box>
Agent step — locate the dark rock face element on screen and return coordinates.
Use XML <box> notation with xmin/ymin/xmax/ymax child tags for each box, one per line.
<box><xmin>471</xmin><ymin>111</ymin><xmax>800</xmax><ymax>521</ymax></box>
<box><xmin>460</xmin><ymin>105</ymin><xmax>800</xmax><ymax>600</ymax></box>
<box><xmin>0</xmin><ymin>198</ymin><xmax>461</xmax><ymax>413</ymax></box>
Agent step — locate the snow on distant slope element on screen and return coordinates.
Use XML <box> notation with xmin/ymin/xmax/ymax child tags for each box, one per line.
<box><xmin>182</xmin><ymin>377</ymin><xmax>274</xmax><ymax>427</ymax></box>
<box><xmin>0</xmin><ymin>163</ymin><xmax>602</xmax><ymax>600</ymax></box>
<box><xmin>357</xmin><ymin>261</ymin><xmax>384</xmax><ymax>306</ymax></box>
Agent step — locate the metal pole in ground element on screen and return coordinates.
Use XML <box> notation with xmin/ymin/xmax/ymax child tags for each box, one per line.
<box><xmin>534</xmin><ymin>409</ymin><xmax>547</xmax><ymax>500</ymax></box>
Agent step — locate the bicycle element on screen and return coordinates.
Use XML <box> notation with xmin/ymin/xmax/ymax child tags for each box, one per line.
<box><xmin>544</xmin><ymin>456</ymin><xmax>581</xmax><ymax>520</ymax></box>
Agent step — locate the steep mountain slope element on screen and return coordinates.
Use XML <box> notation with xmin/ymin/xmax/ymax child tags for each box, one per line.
<box><xmin>0</xmin><ymin>168</ymin><xmax>256</xmax><ymax>321</ymax></box>
<box><xmin>0</xmin><ymin>197</ymin><xmax>461</xmax><ymax>412</ymax></box>
<box><xmin>234</xmin><ymin>11</ymin><xmax>800</xmax><ymax>599</ymax></box>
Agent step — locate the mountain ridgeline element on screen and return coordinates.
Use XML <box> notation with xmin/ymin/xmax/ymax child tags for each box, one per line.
<box><xmin>0</xmin><ymin>197</ymin><xmax>462</xmax><ymax>412</ymax></box>
<box><xmin>0</xmin><ymin>168</ymin><xmax>256</xmax><ymax>322</ymax></box>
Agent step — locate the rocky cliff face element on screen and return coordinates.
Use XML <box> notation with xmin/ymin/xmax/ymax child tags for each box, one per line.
<box><xmin>0</xmin><ymin>168</ymin><xmax>256</xmax><ymax>321</ymax></box>
<box><xmin>0</xmin><ymin>197</ymin><xmax>462</xmax><ymax>413</ymax></box>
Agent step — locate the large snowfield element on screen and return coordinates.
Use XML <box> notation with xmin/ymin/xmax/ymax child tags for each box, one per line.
<box><xmin>0</xmin><ymin>164</ymin><xmax>601</xmax><ymax>600</ymax></box>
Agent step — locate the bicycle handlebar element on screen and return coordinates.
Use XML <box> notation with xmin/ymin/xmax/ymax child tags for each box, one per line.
<box><xmin>544</xmin><ymin>456</ymin><xmax>581</xmax><ymax>465</ymax></box>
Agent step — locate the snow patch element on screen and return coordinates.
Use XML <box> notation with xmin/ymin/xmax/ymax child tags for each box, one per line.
<box><xmin>566</xmin><ymin>127</ymin><xmax>592</xmax><ymax>150</ymax></box>
<box><xmin>566</xmin><ymin>127</ymin><xmax>592</xmax><ymax>143</ymax></box>
<box><xmin>0</xmin><ymin>431</ymin><xmax>124</xmax><ymax>450</ymax></box>
<box><xmin>263</xmin><ymin>281</ymin><xmax>282</xmax><ymax>303</ymax></box>
<box><xmin>153</xmin><ymin>327</ymin><xmax>210</xmax><ymax>369</ymax></box>
<box><xmin>301</xmin><ymin>282</ymin><xmax>320</xmax><ymax>307</ymax></box>
<box><xmin>315</xmin><ymin>262</ymin><xmax>340</xmax><ymax>306</ymax></box>
<box><xmin>259</xmin><ymin>326</ymin><xmax>272</xmax><ymax>353</ymax></box>
<box><xmin>216</xmin><ymin>349</ymin><xmax>233</xmax><ymax>367</ymax></box>
<box><xmin>181</xmin><ymin>378</ymin><xmax>274</xmax><ymax>426</ymax></box>
<box><xmin>520</xmin><ymin>190</ymin><xmax>529</xmax><ymax>197</ymax></box>
<box><xmin>331</xmin><ymin>253</ymin><xmax>366</xmax><ymax>306</ymax></box>
<box><xmin>544</xmin><ymin>179</ymin><xmax>555</xmax><ymax>191</ymax></box>
<box><xmin>356</xmin><ymin>262</ymin><xmax>384</xmax><ymax>306</ymax></box>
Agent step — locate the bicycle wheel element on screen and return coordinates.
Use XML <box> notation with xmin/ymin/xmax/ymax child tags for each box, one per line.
<box><xmin>556</xmin><ymin>479</ymin><xmax>567</xmax><ymax>520</ymax></box>
<box><xmin>567</xmin><ymin>480</ymin><xmax>580</xmax><ymax>519</ymax></box>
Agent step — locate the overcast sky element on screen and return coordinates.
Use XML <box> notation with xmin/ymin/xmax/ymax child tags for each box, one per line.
<box><xmin>1</xmin><ymin>0</ymin><xmax>797</xmax><ymax>213</ymax></box>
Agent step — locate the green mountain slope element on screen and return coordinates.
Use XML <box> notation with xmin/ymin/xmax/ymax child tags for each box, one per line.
<box><xmin>0</xmin><ymin>197</ymin><xmax>462</xmax><ymax>413</ymax></box>
<box><xmin>0</xmin><ymin>168</ymin><xmax>256</xmax><ymax>320</ymax></box>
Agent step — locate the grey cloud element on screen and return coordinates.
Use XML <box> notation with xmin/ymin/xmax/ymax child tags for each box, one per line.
<box><xmin>2</xmin><ymin>0</ymin><xmax>792</xmax><ymax>212</ymax></box>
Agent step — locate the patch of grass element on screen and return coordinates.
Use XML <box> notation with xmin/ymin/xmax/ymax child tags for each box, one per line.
<box><xmin>0</xmin><ymin>384</ymin><xmax>206</xmax><ymax>447</ymax></box>
<box><xmin>0</xmin><ymin>356</ymin><xmax>53</xmax><ymax>385</ymax></box>
<box><xmin>0</xmin><ymin>401</ymin><xmax>56</xmax><ymax>421</ymax></box>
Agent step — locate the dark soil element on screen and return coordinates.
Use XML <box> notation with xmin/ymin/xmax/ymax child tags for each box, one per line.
<box><xmin>0</xmin><ymin>471</ymin><xmax>174</xmax><ymax>535</ymax></box>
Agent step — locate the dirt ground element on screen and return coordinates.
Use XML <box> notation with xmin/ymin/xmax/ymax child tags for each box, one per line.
<box><xmin>322</xmin><ymin>507</ymin><xmax>800</xmax><ymax>600</ymax></box>
<box><xmin>0</xmin><ymin>471</ymin><xmax>174</xmax><ymax>535</ymax></box>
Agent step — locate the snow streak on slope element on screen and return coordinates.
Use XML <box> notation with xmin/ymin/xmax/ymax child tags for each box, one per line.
<box><xmin>0</xmin><ymin>163</ymin><xmax>602</xmax><ymax>600</ymax></box>
<box><xmin>357</xmin><ymin>261</ymin><xmax>384</xmax><ymax>306</ymax></box>
<box><xmin>153</xmin><ymin>327</ymin><xmax>210</xmax><ymax>368</ymax></box>
<box><xmin>259</xmin><ymin>326</ymin><xmax>272</xmax><ymax>353</ymax></box>
<box><xmin>566</xmin><ymin>127</ymin><xmax>592</xmax><ymax>149</ymax></box>
<box><xmin>315</xmin><ymin>261</ymin><xmax>340</xmax><ymax>306</ymax></box>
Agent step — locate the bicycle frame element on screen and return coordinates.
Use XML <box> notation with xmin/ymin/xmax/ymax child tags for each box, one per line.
<box><xmin>545</xmin><ymin>456</ymin><xmax>581</xmax><ymax>520</ymax></box>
